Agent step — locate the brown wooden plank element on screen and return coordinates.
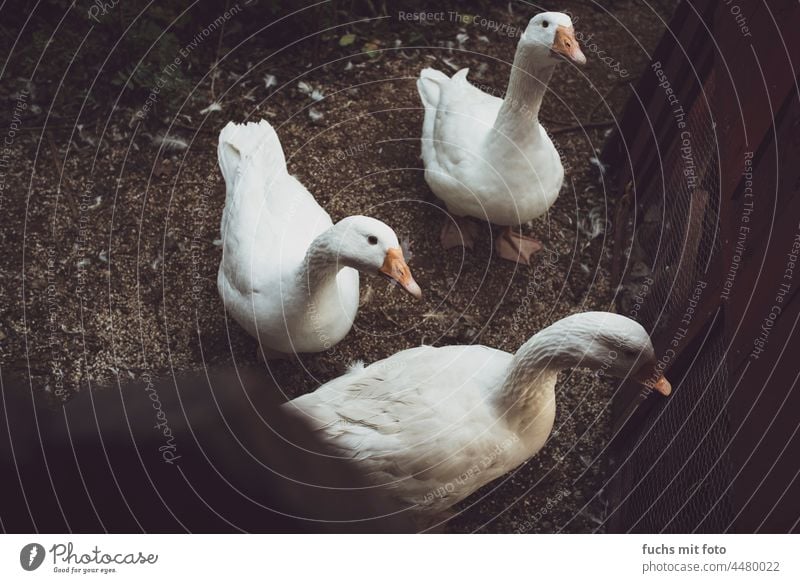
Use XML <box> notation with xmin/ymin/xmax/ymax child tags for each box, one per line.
<box><xmin>621</xmin><ymin>16</ymin><xmax>711</xmax><ymax>198</ymax></box>
<box><xmin>724</xmin><ymin>89</ymin><xmax>800</xmax><ymax>362</ymax></box>
<box><xmin>608</xmin><ymin>0</ymin><xmax>800</xmax><ymax>534</ymax></box>
<box><xmin>600</xmin><ymin>0</ymin><xmax>694</xmax><ymax>167</ymax></box>
<box><xmin>636</xmin><ymin>66</ymin><xmax>717</xmax><ymax>216</ymax></box>
<box><xmin>715</xmin><ymin>1</ymin><xmax>800</xmax><ymax>204</ymax></box>
<box><xmin>604</xmin><ymin>1</ymin><xmax>713</xmax><ymax>198</ymax></box>
<box><xmin>726</xmin><ymin>190</ymin><xmax>800</xmax><ymax>365</ymax></box>
<box><xmin>726</xmin><ymin>292</ymin><xmax>800</xmax><ymax>533</ymax></box>
<box><xmin>729</xmin><ymin>92</ymin><xmax>800</xmax><ymax>247</ymax></box>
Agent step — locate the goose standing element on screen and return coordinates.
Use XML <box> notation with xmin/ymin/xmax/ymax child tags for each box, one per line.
<box><xmin>217</xmin><ymin>120</ymin><xmax>421</xmax><ymax>357</ymax></box>
<box><xmin>284</xmin><ymin>312</ymin><xmax>670</xmax><ymax>526</ymax></box>
<box><xmin>417</xmin><ymin>12</ymin><xmax>586</xmax><ymax>264</ymax></box>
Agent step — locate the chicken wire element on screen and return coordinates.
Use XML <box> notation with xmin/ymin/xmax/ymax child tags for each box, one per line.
<box><xmin>613</xmin><ymin>332</ymin><xmax>732</xmax><ymax>533</ymax></box>
<box><xmin>610</xmin><ymin>75</ymin><xmax>734</xmax><ymax>532</ymax></box>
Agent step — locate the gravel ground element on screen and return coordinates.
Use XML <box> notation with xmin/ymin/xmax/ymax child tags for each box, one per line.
<box><xmin>0</xmin><ymin>0</ymin><xmax>675</xmax><ymax>532</ymax></box>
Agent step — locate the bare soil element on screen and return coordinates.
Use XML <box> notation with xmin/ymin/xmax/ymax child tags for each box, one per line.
<box><xmin>0</xmin><ymin>0</ymin><xmax>675</xmax><ymax>532</ymax></box>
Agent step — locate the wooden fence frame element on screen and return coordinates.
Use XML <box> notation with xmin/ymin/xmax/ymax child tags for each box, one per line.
<box><xmin>602</xmin><ymin>0</ymin><xmax>800</xmax><ymax>533</ymax></box>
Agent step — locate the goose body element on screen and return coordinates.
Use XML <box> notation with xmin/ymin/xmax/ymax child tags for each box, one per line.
<box><xmin>419</xmin><ymin>67</ymin><xmax>565</xmax><ymax>227</ymax></box>
<box><xmin>284</xmin><ymin>312</ymin><xmax>670</xmax><ymax>521</ymax></box>
<box><xmin>217</xmin><ymin>120</ymin><xmax>420</xmax><ymax>356</ymax></box>
<box><xmin>417</xmin><ymin>12</ymin><xmax>586</xmax><ymax>263</ymax></box>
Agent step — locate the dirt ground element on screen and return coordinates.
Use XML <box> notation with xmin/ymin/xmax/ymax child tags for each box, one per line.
<box><xmin>1</xmin><ymin>0</ymin><xmax>675</xmax><ymax>532</ymax></box>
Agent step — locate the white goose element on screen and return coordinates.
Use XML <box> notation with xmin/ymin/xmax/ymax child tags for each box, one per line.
<box><xmin>217</xmin><ymin>120</ymin><xmax>421</xmax><ymax>357</ymax></box>
<box><xmin>417</xmin><ymin>12</ymin><xmax>586</xmax><ymax>264</ymax></box>
<box><xmin>284</xmin><ymin>312</ymin><xmax>670</xmax><ymax>525</ymax></box>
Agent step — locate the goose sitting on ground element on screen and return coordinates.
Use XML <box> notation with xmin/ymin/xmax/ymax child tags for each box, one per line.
<box><xmin>417</xmin><ymin>12</ymin><xmax>586</xmax><ymax>265</ymax></box>
<box><xmin>284</xmin><ymin>312</ymin><xmax>670</xmax><ymax>527</ymax></box>
<box><xmin>217</xmin><ymin>120</ymin><xmax>421</xmax><ymax>357</ymax></box>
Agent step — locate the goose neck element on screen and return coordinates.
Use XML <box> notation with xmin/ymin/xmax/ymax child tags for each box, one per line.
<box><xmin>496</xmin><ymin>323</ymin><xmax>583</xmax><ymax>415</ymax></box>
<box><xmin>298</xmin><ymin>229</ymin><xmax>345</xmax><ymax>297</ymax></box>
<box><xmin>495</xmin><ymin>50</ymin><xmax>555</xmax><ymax>131</ymax></box>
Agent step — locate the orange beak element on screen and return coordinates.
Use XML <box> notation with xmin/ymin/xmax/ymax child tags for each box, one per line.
<box><xmin>652</xmin><ymin>376</ymin><xmax>672</xmax><ymax>396</ymax></box>
<box><xmin>379</xmin><ymin>247</ymin><xmax>422</xmax><ymax>299</ymax></box>
<box><xmin>634</xmin><ymin>368</ymin><xmax>672</xmax><ymax>397</ymax></box>
<box><xmin>551</xmin><ymin>25</ymin><xmax>586</xmax><ymax>66</ymax></box>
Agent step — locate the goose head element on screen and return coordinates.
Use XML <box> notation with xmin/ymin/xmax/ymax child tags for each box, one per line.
<box><xmin>521</xmin><ymin>312</ymin><xmax>670</xmax><ymax>395</ymax></box>
<box><xmin>521</xmin><ymin>12</ymin><xmax>586</xmax><ymax>67</ymax></box>
<box><xmin>555</xmin><ymin>312</ymin><xmax>670</xmax><ymax>395</ymax></box>
<box><xmin>328</xmin><ymin>216</ymin><xmax>422</xmax><ymax>299</ymax></box>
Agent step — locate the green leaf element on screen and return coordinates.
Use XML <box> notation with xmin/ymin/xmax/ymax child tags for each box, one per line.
<box><xmin>363</xmin><ymin>41</ymin><xmax>380</xmax><ymax>58</ymax></box>
<box><xmin>339</xmin><ymin>33</ymin><xmax>356</xmax><ymax>47</ymax></box>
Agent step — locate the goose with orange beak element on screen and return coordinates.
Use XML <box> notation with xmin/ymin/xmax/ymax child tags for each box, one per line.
<box><xmin>379</xmin><ymin>247</ymin><xmax>422</xmax><ymax>299</ymax></box>
<box><xmin>284</xmin><ymin>312</ymin><xmax>667</xmax><ymax>525</ymax></box>
<box><xmin>217</xmin><ymin>120</ymin><xmax>421</xmax><ymax>358</ymax></box>
<box><xmin>550</xmin><ymin>21</ymin><xmax>587</xmax><ymax>66</ymax></box>
<box><xmin>633</xmin><ymin>363</ymin><xmax>672</xmax><ymax>396</ymax></box>
<box><xmin>418</xmin><ymin>12</ymin><xmax>586</xmax><ymax>264</ymax></box>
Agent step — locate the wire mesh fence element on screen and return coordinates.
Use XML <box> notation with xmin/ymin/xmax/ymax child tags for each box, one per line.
<box><xmin>601</xmin><ymin>0</ymin><xmax>800</xmax><ymax>533</ymax></box>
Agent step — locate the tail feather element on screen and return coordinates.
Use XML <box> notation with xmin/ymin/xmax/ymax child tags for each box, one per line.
<box><xmin>416</xmin><ymin>67</ymin><xmax>450</xmax><ymax>110</ymax></box>
<box><xmin>417</xmin><ymin>68</ymin><xmax>452</xmax><ymax>162</ymax></box>
<box><xmin>217</xmin><ymin>120</ymin><xmax>285</xmax><ymax>194</ymax></box>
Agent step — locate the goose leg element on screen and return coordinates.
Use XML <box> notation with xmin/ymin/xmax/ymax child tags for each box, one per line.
<box><xmin>440</xmin><ymin>215</ymin><xmax>478</xmax><ymax>250</ymax></box>
<box><xmin>495</xmin><ymin>226</ymin><xmax>542</xmax><ymax>265</ymax></box>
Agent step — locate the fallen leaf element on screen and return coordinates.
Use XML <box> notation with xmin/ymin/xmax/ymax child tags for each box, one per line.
<box><xmin>363</xmin><ymin>41</ymin><xmax>380</xmax><ymax>58</ymax></box>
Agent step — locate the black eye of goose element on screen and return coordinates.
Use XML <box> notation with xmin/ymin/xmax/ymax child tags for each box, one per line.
<box><xmin>367</xmin><ymin>235</ymin><xmax>378</xmax><ymax>245</ymax></box>
<box><xmin>542</xmin><ymin>20</ymin><xmax>549</xmax><ymax>28</ymax></box>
